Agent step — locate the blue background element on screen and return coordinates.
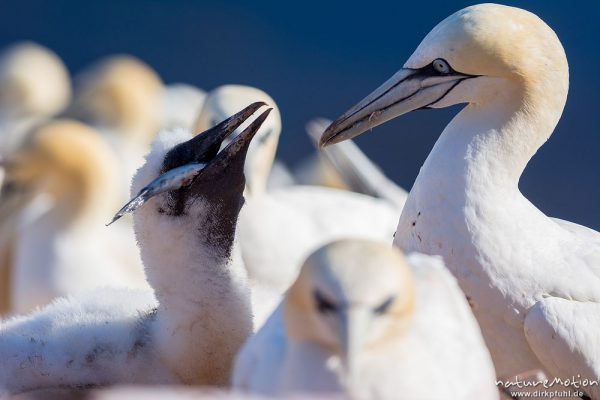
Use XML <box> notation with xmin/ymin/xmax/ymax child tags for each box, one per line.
<box><xmin>1</xmin><ymin>0</ymin><xmax>598</xmax><ymax>229</ymax></box>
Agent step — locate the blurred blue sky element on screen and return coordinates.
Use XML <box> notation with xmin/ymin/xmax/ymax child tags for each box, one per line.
<box><xmin>1</xmin><ymin>0</ymin><xmax>599</xmax><ymax>228</ymax></box>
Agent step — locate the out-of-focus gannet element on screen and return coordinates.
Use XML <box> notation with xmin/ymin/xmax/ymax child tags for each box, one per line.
<box><xmin>321</xmin><ymin>3</ymin><xmax>600</xmax><ymax>395</ymax></box>
<box><xmin>194</xmin><ymin>84</ymin><xmax>283</xmax><ymax>195</ymax></box>
<box><xmin>306</xmin><ymin>118</ymin><xmax>407</xmax><ymax>209</ymax></box>
<box><xmin>0</xmin><ymin>103</ymin><xmax>271</xmax><ymax>393</ymax></box>
<box><xmin>68</xmin><ymin>55</ymin><xmax>164</xmax><ymax>194</ymax></box>
<box><xmin>233</xmin><ymin>240</ymin><xmax>497</xmax><ymax>399</ymax></box>
<box><xmin>0</xmin><ymin>42</ymin><xmax>71</xmax><ymax>151</ymax></box>
<box><xmin>0</xmin><ymin>42</ymin><xmax>71</xmax><ymax>191</ymax></box>
<box><xmin>161</xmin><ymin>83</ymin><xmax>206</xmax><ymax>131</ymax></box>
<box><xmin>195</xmin><ymin>86</ymin><xmax>400</xmax><ymax>326</ymax></box>
<box><xmin>0</xmin><ymin>120</ymin><xmax>147</xmax><ymax>313</ymax></box>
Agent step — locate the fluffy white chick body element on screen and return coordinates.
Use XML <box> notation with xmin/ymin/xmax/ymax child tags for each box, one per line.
<box><xmin>0</xmin><ymin>104</ymin><xmax>270</xmax><ymax>393</ymax></box>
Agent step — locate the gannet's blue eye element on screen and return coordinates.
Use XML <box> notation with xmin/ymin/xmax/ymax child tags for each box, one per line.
<box><xmin>374</xmin><ymin>296</ymin><xmax>395</xmax><ymax>315</ymax></box>
<box><xmin>313</xmin><ymin>290</ymin><xmax>338</xmax><ymax>314</ymax></box>
<box><xmin>432</xmin><ymin>59</ymin><xmax>451</xmax><ymax>74</ymax></box>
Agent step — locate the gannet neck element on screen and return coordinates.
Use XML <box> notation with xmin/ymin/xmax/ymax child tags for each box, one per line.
<box><xmin>429</xmin><ymin>71</ymin><xmax>568</xmax><ymax>188</ymax></box>
<box><xmin>8</xmin><ymin>120</ymin><xmax>120</xmax><ymax>225</ymax></box>
<box><xmin>131</xmin><ymin>130</ymin><xmax>252</xmax><ymax>385</ymax></box>
<box><xmin>136</xmin><ymin>195</ymin><xmax>251</xmax><ymax>385</ymax></box>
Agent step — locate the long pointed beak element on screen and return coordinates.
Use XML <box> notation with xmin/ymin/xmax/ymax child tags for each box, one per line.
<box><xmin>320</xmin><ymin>68</ymin><xmax>472</xmax><ymax>147</ymax></box>
<box><xmin>202</xmin><ymin>108</ymin><xmax>273</xmax><ymax>175</ymax></box>
<box><xmin>339</xmin><ymin>307</ymin><xmax>372</xmax><ymax>387</ymax></box>
<box><xmin>107</xmin><ymin>107</ymin><xmax>273</xmax><ymax>225</ymax></box>
<box><xmin>162</xmin><ymin>101</ymin><xmax>266</xmax><ymax>172</ymax></box>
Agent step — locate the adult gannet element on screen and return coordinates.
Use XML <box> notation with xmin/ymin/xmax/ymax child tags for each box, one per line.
<box><xmin>320</xmin><ymin>3</ymin><xmax>600</xmax><ymax>396</ymax></box>
<box><xmin>233</xmin><ymin>240</ymin><xmax>497</xmax><ymax>399</ymax></box>
<box><xmin>195</xmin><ymin>86</ymin><xmax>400</xmax><ymax>326</ymax></box>
<box><xmin>0</xmin><ymin>42</ymin><xmax>71</xmax><ymax>151</ymax></box>
<box><xmin>0</xmin><ymin>120</ymin><xmax>147</xmax><ymax>313</ymax></box>
<box><xmin>68</xmin><ymin>55</ymin><xmax>164</xmax><ymax>195</ymax></box>
<box><xmin>194</xmin><ymin>84</ymin><xmax>283</xmax><ymax>195</ymax></box>
<box><xmin>0</xmin><ymin>104</ymin><xmax>271</xmax><ymax>393</ymax></box>
<box><xmin>0</xmin><ymin>42</ymin><xmax>71</xmax><ymax>191</ymax></box>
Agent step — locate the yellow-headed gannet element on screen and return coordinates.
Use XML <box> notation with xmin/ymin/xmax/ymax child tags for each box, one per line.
<box><xmin>320</xmin><ymin>3</ymin><xmax>600</xmax><ymax>396</ymax></box>
<box><xmin>195</xmin><ymin>86</ymin><xmax>400</xmax><ymax>327</ymax></box>
<box><xmin>0</xmin><ymin>120</ymin><xmax>148</xmax><ymax>313</ymax></box>
<box><xmin>68</xmin><ymin>55</ymin><xmax>164</xmax><ymax>196</ymax></box>
<box><xmin>233</xmin><ymin>240</ymin><xmax>497</xmax><ymax>399</ymax></box>
<box><xmin>0</xmin><ymin>103</ymin><xmax>271</xmax><ymax>393</ymax></box>
<box><xmin>0</xmin><ymin>42</ymin><xmax>71</xmax><ymax>190</ymax></box>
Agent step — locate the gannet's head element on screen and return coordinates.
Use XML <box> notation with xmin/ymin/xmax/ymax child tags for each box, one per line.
<box><xmin>116</xmin><ymin>103</ymin><xmax>272</xmax><ymax>232</ymax></box>
<box><xmin>285</xmin><ymin>240</ymin><xmax>414</xmax><ymax>385</ymax></box>
<box><xmin>194</xmin><ymin>85</ymin><xmax>282</xmax><ymax>195</ymax></box>
<box><xmin>321</xmin><ymin>3</ymin><xmax>569</xmax><ymax>146</ymax></box>
<box><xmin>1</xmin><ymin>120</ymin><xmax>120</xmax><ymax>222</ymax></box>
<box><xmin>69</xmin><ymin>55</ymin><xmax>163</xmax><ymax>145</ymax></box>
<box><xmin>0</xmin><ymin>42</ymin><xmax>71</xmax><ymax>119</ymax></box>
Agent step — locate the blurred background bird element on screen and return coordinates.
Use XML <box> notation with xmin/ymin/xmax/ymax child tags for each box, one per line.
<box><xmin>0</xmin><ymin>42</ymin><xmax>71</xmax><ymax>190</ymax></box>
<box><xmin>0</xmin><ymin>119</ymin><xmax>148</xmax><ymax>314</ymax></box>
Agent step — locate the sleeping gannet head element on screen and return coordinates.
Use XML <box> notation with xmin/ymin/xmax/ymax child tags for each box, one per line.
<box><xmin>194</xmin><ymin>85</ymin><xmax>282</xmax><ymax>195</ymax></box>
<box><xmin>321</xmin><ymin>3</ymin><xmax>568</xmax><ymax>146</ymax></box>
<box><xmin>69</xmin><ymin>55</ymin><xmax>163</xmax><ymax>146</ymax></box>
<box><xmin>1</xmin><ymin>120</ymin><xmax>120</xmax><ymax>223</ymax></box>
<box><xmin>0</xmin><ymin>42</ymin><xmax>71</xmax><ymax>119</ymax></box>
<box><xmin>285</xmin><ymin>240</ymin><xmax>414</xmax><ymax>386</ymax></box>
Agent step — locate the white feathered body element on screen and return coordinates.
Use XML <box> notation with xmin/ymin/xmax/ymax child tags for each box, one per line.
<box><xmin>395</xmin><ymin>103</ymin><xmax>600</xmax><ymax>383</ymax></box>
<box><xmin>233</xmin><ymin>254</ymin><xmax>497</xmax><ymax>399</ymax></box>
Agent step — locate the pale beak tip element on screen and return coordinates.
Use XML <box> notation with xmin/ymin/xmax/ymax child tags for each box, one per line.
<box><xmin>319</xmin><ymin>127</ymin><xmax>337</xmax><ymax>148</ymax></box>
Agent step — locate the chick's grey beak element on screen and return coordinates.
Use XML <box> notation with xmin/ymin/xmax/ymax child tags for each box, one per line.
<box><xmin>107</xmin><ymin>103</ymin><xmax>270</xmax><ymax>225</ymax></box>
<box><xmin>201</xmin><ymin>108</ymin><xmax>273</xmax><ymax>175</ymax></box>
<box><xmin>320</xmin><ymin>67</ymin><xmax>471</xmax><ymax>147</ymax></box>
<box><xmin>162</xmin><ymin>101</ymin><xmax>267</xmax><ymax>172</ymax></box>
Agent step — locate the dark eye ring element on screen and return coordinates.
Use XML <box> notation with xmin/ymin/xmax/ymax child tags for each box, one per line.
<box><xmin>313</xmin><ymin>290</ymin><xmax>338</xmax><ymax>314</ymax></box>
<box><xmin>432</xmin><ymin>58</ymin><xmax>451</xmax><ymax>74</ymax></box>
<box><xmin>374</xmin><ymin>296</ymin><xmax>395</xmax><ymax>315</ymax></box>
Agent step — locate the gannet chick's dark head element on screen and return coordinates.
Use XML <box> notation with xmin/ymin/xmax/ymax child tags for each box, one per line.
<box><xmin>111</xmin><ymin>103</ymin><xmax>272</xmax><ymax>255</ymax></box>
<box><xmin>284</xmin><ymin>240</ymin><xmax>414</xmax><ymax>385</ymax></box>
<box><xmin>320</xmin><ymin>3</ymin><xmax>568</xmax><ymax>146</ymax></box>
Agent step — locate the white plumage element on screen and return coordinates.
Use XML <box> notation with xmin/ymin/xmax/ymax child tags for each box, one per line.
<box><xmin>0</xmin><ymin>104</ymin><xmax>270</xmax><ymax>393</ymax></box>
<box><xmin>320</xmin><ymin>3</ymin><xmax>600</xmax><ymax>396</ymax></box>
<box><xmin>233</xmin><ymin>240</ymin><xmax>497</xmax><ymax>399</ymax></box>
<box><xmin>0</xmin><ymin>120</ymin><xmax>147</xmax><ymax>314</ymax></box>
<box><xmin>195</xmin><ymin>86</ymin><xmax>400</xmax><ymax>326</ymax></box>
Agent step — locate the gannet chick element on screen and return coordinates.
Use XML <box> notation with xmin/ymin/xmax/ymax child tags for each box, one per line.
<box><xmin>0</xmin><ymin>120</ymin><xmax>147</xmax><ymax>313</ymax></box>
<box><xmin>161</xmin><ymin>83</ymin><xmax>206</xmax><ymax>131</ymax></box>
<box><xmin>233</xmin><ymin>240</ymin><xmax>497</xmax><ymax>399</ymax></box>
<box><xmin>68</xmin><ymin>55</ymin><xmax>164</xmax><ymax>195</ymax></box>
<box><xmin>306</xmin><ymin>118</ymin><xmax>407</xmax><ymax>209</ymax></box>
<box><xmin>195</xmin><ymin>86</ymin><xmax>399</xmax><ymax>327</ymax></box>
<box><xmin>0</xmin><ymin>103</ymin><xmax>271</xmax><ymax>393</ymax></box>
<box><xmin>321</xmin><ymin>3</ymin><xmax>600</xmax><ymax>395</ymax></box>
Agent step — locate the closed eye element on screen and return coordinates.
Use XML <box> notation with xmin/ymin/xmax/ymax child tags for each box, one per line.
<box><xmin>313</xmin><ymin>290</ymin><xmax>338</xmax><ymax>314</ymax></box>
<box><xmin>374</xmin><ymin>296</ymin><xmax>395</xmax><ymax>315</ymax></box>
